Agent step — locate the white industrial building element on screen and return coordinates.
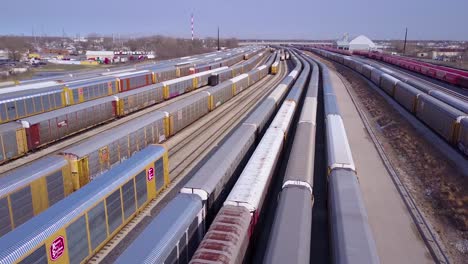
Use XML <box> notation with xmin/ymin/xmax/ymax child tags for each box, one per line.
<box><xmin>335</xmin><ymin>34</ymin><xmax>377</xmax><ymax>51</ymax></box>
<box><xmin>85</xmin><ymin>50</ymin><xmax>115</xmax><ymax>61</ymax></box>
<box><xmin>348</xmin><ymin>35</ymin><xmax>376</xmax><ymax>51</ymax></box>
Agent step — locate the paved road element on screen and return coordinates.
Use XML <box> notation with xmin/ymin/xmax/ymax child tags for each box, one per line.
<box><xmin>329</xmin><ymin>69</ymin><xmax>434</xmax><ymax>263</ymax></box>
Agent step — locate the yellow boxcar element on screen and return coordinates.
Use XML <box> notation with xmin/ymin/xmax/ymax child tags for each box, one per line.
<box><xmin>0</xmin><ymin>156</ymin><xmax>72</xmax><ymax>236</ymax></box>
<box><xmin>60</xmin><ymin>111</ymin><xmax>168</xmax><ymax>190</ymax></box>
<box><xmin>0</xmin><ymin>145</ymin><xmax>169</xmax><ymax>264</ymax></box>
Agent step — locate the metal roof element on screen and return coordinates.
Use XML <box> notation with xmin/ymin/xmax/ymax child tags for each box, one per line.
<box><xmin>224</xmin><ymin>128</ymin><xmax>284</xmax><ymax>212</ymax></box>
<box><xmin>61</xmin><ymin>111</ymin><xmax>166</xmax><ymax>157</ymax></box>
<box><xmin>20</xmin><ymin>96</ymin><xmax>116</xmax><ymax>125</ymax></box>
<box><xmin>181</xmin><ymin>125</ymin><xmax>256</xmax><ymax>200</ymax></box>
<box><xmin>0</xmin><ymin>156</ymin><xmax>67</xmax><ymax>198</ymax></box>
<box><xmin>0</xmin><ymin>122</ymin><xmax>23</xmax><ymax>133</ymax></box>
<box><xmin>114</xmin><ymin>194</ymin><xmax>202</xmax><ymax>264</ymax></box>
<box><xmin>0</xmin><ymin>145</ymin><xmax>166</xmax><ymax>263</ymax></box>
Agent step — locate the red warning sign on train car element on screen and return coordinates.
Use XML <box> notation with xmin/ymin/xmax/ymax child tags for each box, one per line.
<box><xmin>147</xmin><ymin>167</ymin><xmax>154</xmax><ymax>181</ymax></box>
<box><xmin>49</xmin><ymin>236</ymin><xmax>65</xmax><ymax>261</ymax></box>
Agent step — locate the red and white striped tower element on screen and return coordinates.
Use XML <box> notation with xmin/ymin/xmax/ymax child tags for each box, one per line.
<box><xmin>191</xmin><ymin>13</ymin><xmax>194</xmax><ymax>41</ymax></box>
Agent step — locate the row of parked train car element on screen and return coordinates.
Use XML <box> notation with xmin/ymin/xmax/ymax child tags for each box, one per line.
<box><xmin>353</xmin><ymin>50</ymin><xmax>468</xmax><ymax>88</ymax></box>
<box><xmin>309</xmin><ymin>47</ymin><xmax>468</xmax><ymax>156</ymax></box>
<box><xmin>315</xmin><ymin>45</ymin><xmax>468</xmax><ymax>89</ymax></box>
<box><xmin>113</xmin><ymin>49</ymin><xmax>302</xmax><ymax>264</ymax></box>
<box><xmin>0</xmin><ymin>48</ymin><xmax>267</xmax><ymax>164</ymax></box>
<box><xmin>114</xmin><ymin>49</ymin><xmax>378</xmax><ymax>263</ymax></box>
<box><xmin>0</xmin><ymin>47</ymin><xmax>258</xmax><ymax>125</ymax></box>
<box><xmin>0</xmin><ymin>49</ymin><xmax>278</xmax><ymax>251</ymax></box>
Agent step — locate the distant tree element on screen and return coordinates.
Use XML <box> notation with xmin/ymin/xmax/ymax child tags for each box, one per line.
<box><xmin>0</xmin><ymin>36</ymin><xmax>33</xmax><ymax>61</ymax></box>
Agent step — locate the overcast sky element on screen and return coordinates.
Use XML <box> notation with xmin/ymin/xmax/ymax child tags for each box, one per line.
<box><xmin>2</xmin><ymin>0</ymin><xmax>467</xmax><ymax>40</ymax></box>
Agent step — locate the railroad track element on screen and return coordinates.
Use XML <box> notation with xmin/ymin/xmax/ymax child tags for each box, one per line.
<box><xmin>320</xmin><ymin>54</ymin><xmax>452</xmax><ymax>263</ymax></box>
<box><xmin>88</xmin><ymin>61</ymin><xmax>288</xmax><ymax>263</ymax></box>
<box><xmin>338</xmin><ymin>72</ymin><xmax>451</xmax><ymax>264</ymax></box>
<box><xmin>0</xmin><ymin>56</ymin><xmax>268</xmax><ymax>175</ymax></box>
<box><xmin>358</xmin><ymin>57</ymin><xmax>468</xmax><ymax>102</ymax></box>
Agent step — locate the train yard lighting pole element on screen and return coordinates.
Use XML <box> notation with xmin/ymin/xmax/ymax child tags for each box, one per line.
<box><xmin>403</xmin><ymin>27</ymin><xmax>408</xmax><ymax>54</ymax></box>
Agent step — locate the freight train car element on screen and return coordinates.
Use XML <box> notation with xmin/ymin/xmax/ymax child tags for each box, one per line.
<box><xmin>310</xmin><ymin>47</ymin><xmax>468</xmax><ymax>156</ymax></box>
<box><xmin>0</xmin><ymin>145</ymin><xmax>168</xmax><ymax>264</ymax></box>
<box><xmin>0</xmin><ymin>51</ymin><xmax>277</xmax><ymax>239</ymax></box>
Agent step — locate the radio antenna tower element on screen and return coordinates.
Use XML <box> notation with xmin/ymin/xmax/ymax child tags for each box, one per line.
<box><xmin>191</xmin><ymin>13</ymin><xmax>194</xmax><ymax>41</ymax></box>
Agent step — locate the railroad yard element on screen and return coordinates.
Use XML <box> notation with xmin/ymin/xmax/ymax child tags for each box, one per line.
<box><xmin>0</xmin><ymin>43</ymin><xmax>467</xmax><ymax>264</ymax></box>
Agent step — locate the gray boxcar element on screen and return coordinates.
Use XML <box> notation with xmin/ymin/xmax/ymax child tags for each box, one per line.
<box><xmin>243</xmin><ymin>98</ymin><xmax>276</xmax><ymax>134</ymax></box>
<box><xmin>21</xmin><ymin>96</ymin><xmax>116</xmax><ymax>150</ymax></box>
<box><xmin>416</xmin><ymin>94</ymin><xmax>466</xmax><ymax>143</ymax></box>
<box><xmin>65</xmin><ymin>76</ymin><xmax>118</xmax><ymax>104</ymax></box>
<box><xmin>232</xmin><ymin>74</ymin><xmax>250</xmax><ymax>95</ymax></box>
<box><xmin>361</xmin><ymin>64</ymin><xmax>374</xmax><ymax>79</ymax></box>
<box><xmin>115</xmin><ymin>194</ymin><xmax>204</xmax><ymax>264</ymax></box>
<box><xmin>458</xmin><ymin>118</ymin><xmax>468</xmax><ymax>155</ymax></box>
<box><xmin>282</xmin><ymin>122</ymin><xmax>315</xmax><ymax>189</ymax></box>
<box><xmin>181</xmin><ymin>124</ymin><xmax>256</xmax><ymax>217</ymax></box>
<box><xmin>61</xmin><ymin>111</ymin><xmax>167</xmax><ymax>184</ymax></box>
<box><xmin>117</xmin><ymin>83</ymin><xmax>165</xmax><ymax>116</ymax></box>
<box><xmin>0</xmin><ymin>122</ymin><xmax>27</xmax><ymax>163</ymax></box>
<box><xmin>264</xmin><ymin>186</ymin><xmax>312</xmax><ymax>264</ymax></box>
<box><xmin>329</xmin><ymin>169</ymin><xmax>380</xmax><ymax>264</ymax></box>
<box><xmin>0</xmin><ymin>85</ymin><xmax>66</xmax><ymax>123</ymax></box>
<box><xmin>164</xmin><ymin>92</ymin><xmax>209</xmax><ymax>136</ymax></box>
<box><xmin>394</xmin><ymin>82</ymin><xmax>423</xmax><ymax>113</ymax></box>
<box><xmin>380</xmin><ymin>73</ymin><xmax>400</xmax><ymax>96</ymax></box>
<box><xmin>428</xmin><ymin>90</ymin><xmax>468</xmax><ymax>113</ymax></box>
<box><xmin>370</xmin><ymin>68</ymin><xmax>383</xmax><ymax>86</ymax></box>
<box><xmin>207</xmin><ymin>81</ymin><xmax>233</xmax><ymax>110</ymax></box>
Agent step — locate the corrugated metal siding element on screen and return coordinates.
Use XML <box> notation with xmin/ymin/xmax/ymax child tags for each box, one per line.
<box><xmin>0</xmin><ymin>156</ymin><xmax>68</xmax><ymax>198</ymax></box>
<box><xmin>88</xmin><ymin>201</ymin><xmax>107</xmax><ymax>250</ymax></box>
<box><xmin>135</xmin><ymin>170</ymin><xmax>147</xmax><ymax>207</ymax></box>
<box><xmin>0</xmin><ymin>122</ymin><xmax>23</xmax><ymax>162</ymax></box>
<box><xmin>380</xmin><ymin>74</ymin><xmax>399</xmax><ymax>96</ymax></box>
<box><xmin>46</xmin><ymin>170</ymin><xmax>65</xmax><ymax>207</ymax></box>
<box><xmin>0</xmin><ymin>197</ymin><xmax>11</xmax><ymax>236</ymax></box>
<box><xmin>155</xmin><ymin>158</ymin><xmax>164</xmax><ymax>192</ymax></box>
<box><xmin>165</xmin><ymin>92</ymin><xmax>209</xmax><ymax>135</ymax></box>
<box><xmin>11</xmin><ymin>186</ymin><xmax>34</xmax><ymax>228</ymax></box>
<box><xmin>66</xmin><ymin>215</ymin><xmax>89</xmax><ymax>264</ymax></box>
<box><xmin>394</xmin><ymin>82</ymin><xmax>421</xmax><ymax>113</ymax></box>
<box><xmin>0</xmin><ymin>146</ymin><xmax>165</xmax><ymax>263</ymax></box>
<box><xmin>18</xmin><ymin>244</ymin><xmax>47</xmax><ymax>264</ymax></box>
<box><xmin>416</xmin><ymin>94</ymin><xmax>464</xmax><ymax>142</ymax></box>
<box><xmin>182</xmin><ymin>125</ymin><xmax>256</xmax><ymax>204</ymax></box>
<box><xmin>207</xmin><ymin>81</ymin><xmax>232</xmax><ymax>109</ymax></box>
<box><xmin>243</xmin><ymin>98</ymin><xmax>276</xmax><ymax>134</ymax></box>
<box><xmin>122</xmin><ymin>179</ymin><xmax>136</xmax><ymax>220</ymax></box>
<box><xmin>114</xmin><ymin>194</ymin><xmax>202</xmax><ymax>264</ymax></box>
<box><xmin>106</xmin><ymin>189</ymin><xmax>123</xmax><ymax>234</ymax></box>
<box><xmin>458</xmin><ymin>118</ymin><xmax>468</xmax><ymax>155</ymax></box>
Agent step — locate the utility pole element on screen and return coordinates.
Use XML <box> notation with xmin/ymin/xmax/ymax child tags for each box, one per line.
<box><xmin>403</xmin><ymin>27</ymin><xmax>408</xmax><ymax>54</ymax></box>
<box><xmin>191</xmin><ymin>13</ymin><xmax>194</xmax><ymax>41</ymax></box>
<box><xmin>217</xmin><ymin>26</ymin><xmax>220</xmax><ymax>51</ymax></box>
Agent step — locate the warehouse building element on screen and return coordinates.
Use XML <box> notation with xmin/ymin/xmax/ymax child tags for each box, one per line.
<box><xmin>348</xmin><ymin>35</ymin><xmax>376</xmax><ymax>51</ymax></box>
<box><xmin>86</xmin><ymin>50</ymin><xmax>115</xmax><ymax>62</ymax></box>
